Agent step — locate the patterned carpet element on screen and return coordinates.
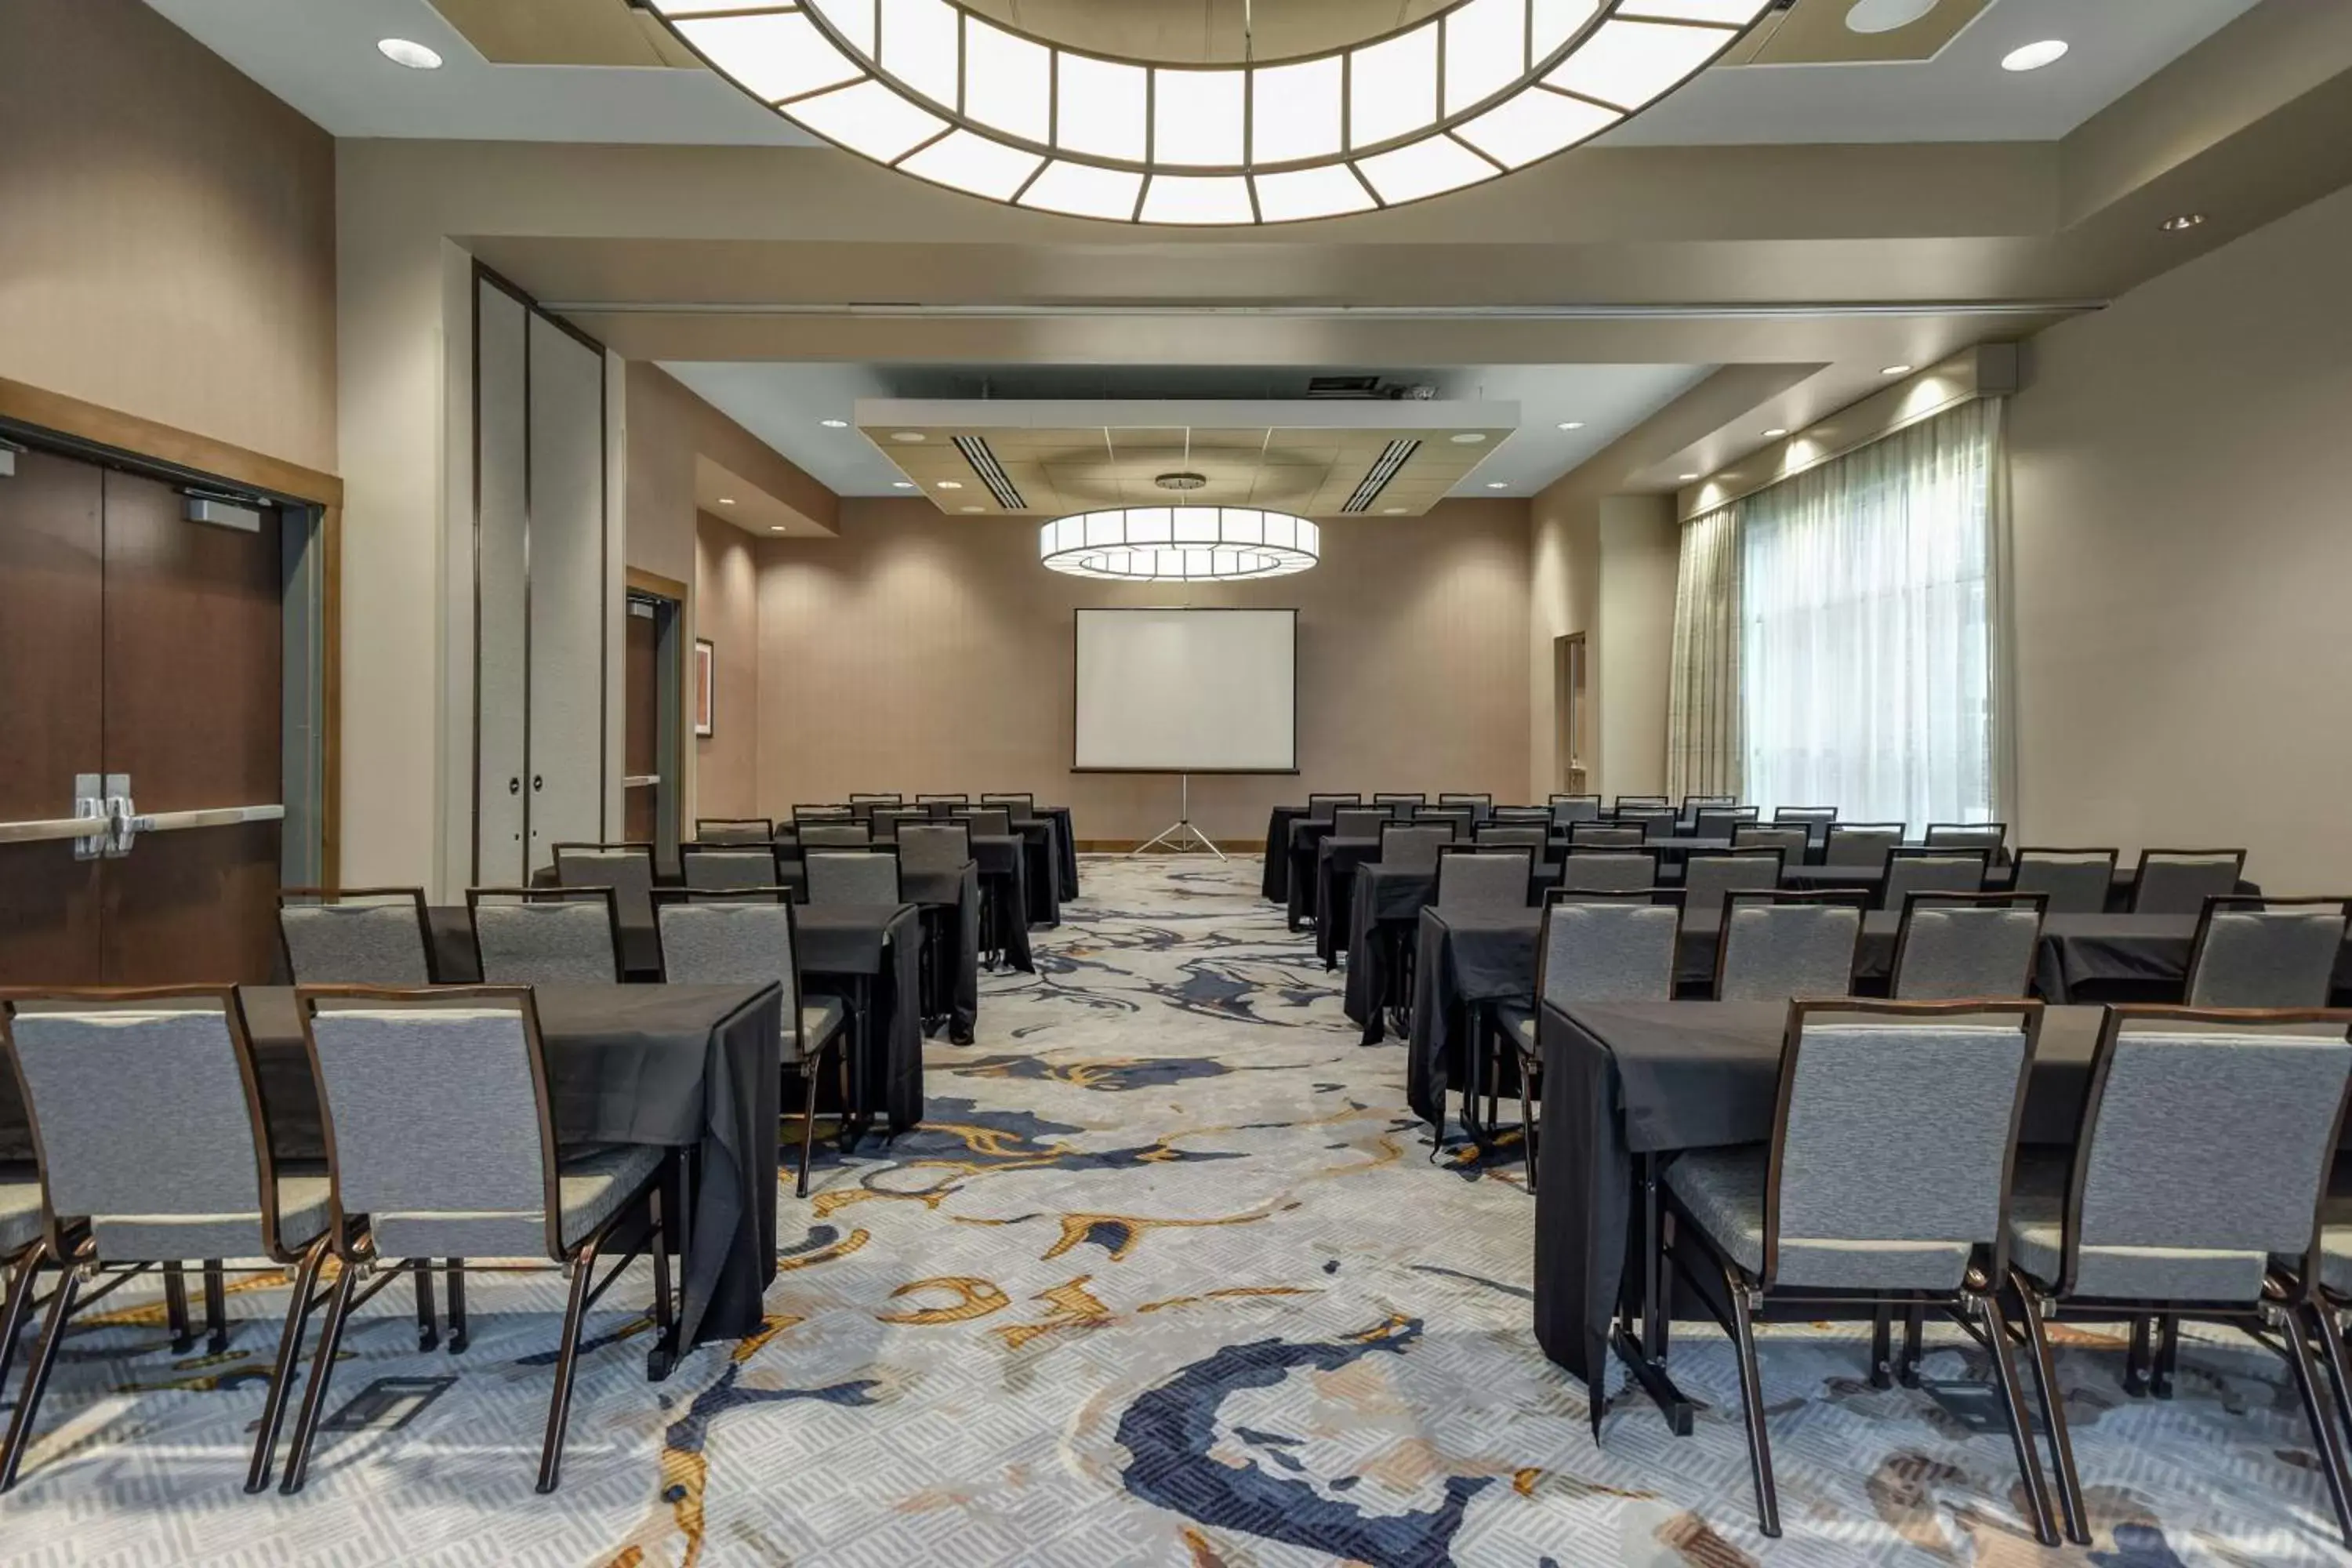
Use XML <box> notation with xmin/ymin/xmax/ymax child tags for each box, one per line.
<box><xmin>2</xmin><ymin>857</ymin><xmax>2348</xmax><ymax>1565</ymax></box>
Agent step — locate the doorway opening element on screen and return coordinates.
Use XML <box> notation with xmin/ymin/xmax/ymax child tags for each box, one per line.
<box><xmin>623</xmin><ymin>573</ymin><xmax>686</xmax><ymax>864</ymax></box>
<box><xmin>1554</xmin><ymin>632</ymin><xmax>1588</xmax><ymax>795</ymax></box>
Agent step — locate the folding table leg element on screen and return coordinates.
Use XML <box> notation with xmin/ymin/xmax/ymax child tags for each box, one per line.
<box><xmin>203</xmin><ymin>1261</ymin><xmax>230</xmax><ymax>1355</ymax></box>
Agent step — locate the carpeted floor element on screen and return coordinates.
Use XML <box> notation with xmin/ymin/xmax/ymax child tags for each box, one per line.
<box><xmin>2</xmin><ymin>856</ymin><xmax>2347</xmax><ymax>1565</ymax></box>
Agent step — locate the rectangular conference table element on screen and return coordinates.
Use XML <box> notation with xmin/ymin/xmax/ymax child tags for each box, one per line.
<box><xmin>1406</xmin><ymin>907</ymin><xmax>2352</xmax><ymax>1138</ymax></box>
<box><xmin>779</xmin><ymin>830</ymin><xmax>1046</xmax><ymax>961</ymax></box>
<box><xmin>0</xmin><ymin>983</ymin><xmax>785</xmax><ymax>1357</ymax></box>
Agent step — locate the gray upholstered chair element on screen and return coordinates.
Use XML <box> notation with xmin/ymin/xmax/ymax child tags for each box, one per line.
<box><xmin>1502</xmin><ymin>891</ymin><xmax>1683</xmax><ymax>1183</ymax></box>
<box><xmin>915</xmin><ymin>793</ymin><xmax>967</xmax><ymax>818</ymax></box>
<box><xmin>1306</xmin><ymin>793</ymin><xmax>1359</xmax><ymax>823</ymax></box>
<box><xmin>1377</xmin><ymin>822</ymin><xmax>1455</xmax><ymax>874</ymax></box>
<box><xmin>2183</xmin><ymin>898</ymin><xmax>2350</xmax><ymax>1008</ymax></box>
<box><xmin>1438</xmin><ymin>792</ymin><xmax>1494</xmax><ymax>824</ymax></box>
<box><xmin>805</xmin><ymin>848</ymin><xmax>903</xmax><ymax>906</ymax></box>
<box><xmin>1682</xmin><ymin>793</ymin><xmax>1737</xmax><ymax>812</ymax></box>
<box><xmin>1548</xmin><ymin>793</ymin><xmax>1602</xmax><ymax>826</ymax></box>
<box><xmin>1332</xmin><ymin>807</ymin><xmax>1392</xmax><ymax>839</ymax></box>
<box><xmin>656</xmin><ymin>897</ymin><xmax>847</xmax><ymax>1198</ymax></box>
<box><xmin>2003</xmin><ymin>1006</ymin><xmax>2352</xmax><ymax>1549</ymax></box>
<box><xmin>2011</xmin><ymin>848</ymin><xmax>2118</xmax><ymax>915</ymax></box>
<box><xmin>1373</xmin><ymin>792</ymin><xmax>1425</xmax><ymax>822</ymax></box>
<box><xmin>800</xmin><ymin>822</ymin><xmax>873</xmax><ymax>848</ymax></box>
<box><xmin>1618</xmin><ymin>806</ymin><xmax>1679</xmax><ymax>841</ymax></box>
<box><xmin>1927</xmin><ymin>822</ymin><xmax>2008</xmax><ymax>854</ymax></box>
<box><xmin>1733</xmin><ymin>823</ymin><xmax>1812</xmax><ymax>859</ymax></box>
<box><xmin>846</xmin><ymin>793</ymin><xmax>901</xmax><ymax>809</ymax></box>
<box><xmin>1664</xmin><ymin>999</ymin><xmax>2053</xmax><ymax>1543</ymax></box>
<box><xmin>554</xmin><ymin>844</ymin><xmax>657</xmax><ymax>938</ymax></box>
<box><xmin>1889</xmin><ymin>892</ymin><xmax>2045</xmax><ymax>1000</ymax></box>
<box><xmin>681</xmin><ymin>845</ymin><xmax>779</xmax><ymax>896</ymax></box>
<box><xmin>694</xmin><ymin>817</ymin><xmax>774</xmax><ymax>845</ymax></box>
<box><xmin>1682</xmin><ymin>849</ymin><xmax>1784</xmax><ymax>920</ymax></box>
<box><xmin>1773</xmin><ymin>806</ymin><xmax>1838</xmax><ymax>826</ymax></box>
<box><xmin>1824</xmin><ymin>822</ymin><xmax>1905</xmax><ymax>869</ymax></box>
<box><xmin>1614</xmin><ymin>795</ymin><xmax>1669</xmax><ymax>812</ymax></box>
<box><xmin>1559</xmin><ymin>848</ymin><xmax>1658</xmax><ymax>898</ymax></box>
<box><xmin>793</xmin><ymin>804</ymin><xmax>854</xmax><ymax>824</ymax></box>
<box><xmin>1473</xmin><ymin>824</ymin><xmax>1548</xmax><ymax>851</ymax></box>
<box><xmin>468</xmin><ymin>888</ymin><xmax>622</xmax><ymax>985</ymax></box>
<box><xmin>1694</xmin><ymin>805</ymin><xmax>1759</xmax><ymax>840</ymax></box>
<box><xmin>278</xmin><ymin>987</ymin><xmax>673</xmax><ymax>1496</ymax></box>
<box><xmin>1411</xmin><ymin>805</ymin><xmax>1476</xmax><ymax>840</ymax></box>
<box><xmin>1569</xmin><ymin>822</ymin><xmax>1643</xmax><ymax>849</ymax></box>
<box><xmin>1435</xmin><ymin>848</ymin><xmax>1533</xmax><ymax>914</ymax></box>
<box><xmin>0</xmin><ymin>988</ymin><xmax>333</xmax><ymax>1496</ymax></box>
<box><xmin>1491</xmin><ymin>806</ymin><xmax>1553</xmax><ymax>826</ymax></box>
<box><xmin>1714</xmin><ymin>891</ymin><xmax>1865</xmax><ymax>1003</ymax></box>
<box><xmin>896</xmin><ymin>822</ymin><xmax>971</xmax><ymax>880</ymax></box>
<box><xmin>869</xmin><ymin>808</ymin><xmax>927</xmax><ymax>842</ymax></box>
<box><xmin>978</xmin><ymin>792</ymin><xmax>1033</xmax><ymax>817</ymax></box>
<box><xmin>953</xmin><ymin>807</ymin><xmax>1013</xmax><ymax>837</ymax></box>
<box><xmin>278</xmin><ymin>888</ymin><xmax>435</xmax><ymax>985</ymax></box>
<box><xmin>2132</xmin><ymin>848</ymin><xmax>2248</xmax><ymax>915</ymax></box>
<box><xmin>1883</xmin><ymin>847</ymin><xmax>1990</xmax><ymax>909</ymax></box>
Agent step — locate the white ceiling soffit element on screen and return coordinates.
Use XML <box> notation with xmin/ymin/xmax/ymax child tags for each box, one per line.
<box><xmin>695</xmin><ymin>453</ymin><xmax>834</xmax><ymax>537</ymax></box>
<box><xmin>146</xmin><ymin>0</ymin><xmax>2258</xmax><ymax>147</ymax></box>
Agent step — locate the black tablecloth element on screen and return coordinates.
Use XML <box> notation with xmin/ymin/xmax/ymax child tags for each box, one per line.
<box><xmin>1007</xmin><ymin>819</ymin><xmax>1063</xmax><ymax>927</ymax></box>
<box><xmin>1038</xmin><ymin>805</ymin><xmax>1080</xmax><ymax>901</ymax></box>
<box><xmin>904</xmin><ymin>862</ymin><xmax>983</xmax><ymax>1040</ymax></box>
<box><xmin>1261</xmin><ymin>807</ymin><xmax>1306</xmax><ymax>901</ymax></box>
<box><xmin>1342</xmin><ymin>863</ymin><xmax>1559</xmax><ymax>1041</ymax></box>
<box><xmin>1533</xmin><ymin>1000</ymin><xmax>2114</xmax><ymax>1392</ymax></box>
<box><xmin>795</xmin><ymin>902</ymin><xmax>926</xmax><ymax>1134</ymax></box>
<box><xmin>1285</xmin><ymin>820</ymin><xmax>1336</xmax><ymax>928</ymax></box>
<box><xmin>776</xmin><ymin>833</ymin><xmax>1037</xmax><ymax>964</ymax></box>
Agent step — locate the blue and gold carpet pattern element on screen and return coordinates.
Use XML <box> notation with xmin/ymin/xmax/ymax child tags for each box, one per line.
<box><xmin>2</xmin><ymin>858</ymin><xmax>2346</xmax><ymax>1563</ymax></box>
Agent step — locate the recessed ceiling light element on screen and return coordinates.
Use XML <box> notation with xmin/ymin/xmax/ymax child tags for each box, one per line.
<box><xmin>891</xmin><ymin>481</ymin><xmax>915</xmax><ymax>489</ymax></box>
<box><xmin>2001</xmin><ymin>39</ymin><xmax>2068</xmax><ymax>73</ymax></box>
<box><xmin>1381</xmin><ymin>506</ymin><xmax>1407</xmax><ymax>514</ymax></box>
<box><xmin>376</xmin><ymin>38</ymin><xmax>443</xmax><ymax>70</ymax></box>
<box><xmin>1557</xmin><ymin>421</ymin><xmax>1586</xmax><ymax>431</ymax></box>
<box><xmin>935</xmin><ymin>481</ymin><xmax>962</xmax><ymax>490</ymax></box>
<box><xmin>1450</xmin><ymin>433</ymin><xmax>1486</xmax><ymax>445</ymax></box>
<box><xmin>1679</xmin><ymin>473</ymin><xmax>1700</xmax><ymax>481</ymax></box>
<box><xmin>891</xmin><ymin>431</ymin><xmax>926</xmax><ymax>443</ymax></box>
<box><xmin>1845</xmin><ymin>0</ymin><xmax>1937</xmax><ymax>34</ymax></box>
<box><xmin>1485</xmin><ymin>481</ymin><xmax>1509</xmax><ymax>490</ymax></box>
<box><xmin>961</xmin><ymin>506</ymin><xmax>984</xmax><ymax>514</ymax></box>
<box><xmin>1880</xmin><ymin>364</ymin><xmax>1914</xmax><ymax>377</ymax></box>
<box><xmin>2160</xmin><ymin>212</ymin><xmax>2208</xmax><ymax>233</ymax></box>
<box><xmin>820</xmin><ymin>418</ymin><xmax>848</xmax><ymax>429</ymax></box>
<box><xmin>769</xmin><ymin>525</ymin><xmax>787</xmax><ymax>532</ymax></box>
<box><xmin>1762</xmin><ymin>427</ymin><xmax>1788</xmax><ymax>438</ymax></box>
<box><xmin>717</xmin><ymin>497</ymin><xmax>736</xmax><ymax>506</ymax></box>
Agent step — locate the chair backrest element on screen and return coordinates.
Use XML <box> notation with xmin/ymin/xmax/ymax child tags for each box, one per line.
<box><xmin>1438</xmin><ymin>793</ymin><xmax>1493</xmax><ymax>824</ymax></box>
<box><xmin>1693</xmin><ymin>805</ymin><xmax>1759</xmax><ymax>839</ymax></box>
<box><xmin>1733</xmin><ymin>823</ymin><xmax>1812</xmax><ymax>858</ymax></box>
<box><xmin>1774</xmin><ymin>806</ymin><xmax>1838</xmax><ymax>825</ymax></box>
<box><xmin>1490</xmin><ymin>806</ymin><xmax>1552</xmax><ymax>826</ymax></box>
<box><xmin>553</xmin><ymin>844</ymin><xmax>656</xmax><ymax>932</ymax></box>
<box><xmin>681</xmin><ymin>846</ymin><xmax>779</xmax><ymax>895</ymax></box>
<box><xmin>1682</xmin><ymin>849</ymin><xmax>1784</xmax><ymax>920</ymax></box>
<box><xmin>1435</xmin><ymin>847</ymin><xmax>1533</xmax><ymax>913</ymax></box>
<box><xmin>1569</xmin><ymin>822</ymin><xmax>1644</xmax><ymax>849</ymax></box>
<box><xmin>1372</xmin><ymin>793</ymin><xmax>1425</xmax><ymax>822</ymax></box>
<box><xmin>1823</xmin><ymin>822</ymin><xmax>1905</xmax><ymax>869</ymax></box>
<box><xmin>978</xmin><ymin>792</ymin><xmax>1034</xmax><ymax>815</ymax></box>
<box><xmin>1883</xmin><ymin>848</ymin><xmax>1989</xmax><ymax>907</ymax></box>
<box><xmin>2132</xmin><ymin>848</ymin><xmax>2247</xmax><ymax>915</ymax></box>
<box><xmin>2053</xmin><ymin>1007</ymin><xmax>2352</xmax><ymax>1303</ymax></box>
<box><xmin>1558</xmin><ymin>849</ymin><xmax>1658</xmax><ymax>897</ymax></box>
<box><xmin>800</xmin><ymin>822</ymin><xmax>874</xmax><ymax>848</ymax></box>
<box><xmin>1926</xmin><ymin>822</ymin><xmax>2007</xmax><ymax>853</ymax></box>
<box><xmin>2010</xmin><ymin>848</ymin><xmax>2117</xmax><ymax>916</ymax></box>
<box><xmin>793</xmin><ymin>804</ymin><xmax>853</xmax><ymax>823</ymax></box>
<box><xmin>1889</xmin><ymin>892</ymin><xmax>2045</xmax><ymax>1000</ymax></box>
<box><xmin>1306</xmin><ymin>793</ymin><xmax>1360</xmax><ymax>822</ymax></box>
<box><xmin>1</xmin><ymin>988</ymin><xmax>281</xmax><ymax>1263</ymax></box>
<box><xmin>847</xmin><ymin>793</ymin><xmax>902</xmax><ymax>805</ymax></box>
<box><xmin>1548</xmin><ymin>793</ymin><xmax>1602</xmax><ymax>826</ymax></box>
<box><xmin>656</xmin><ymin>897</ymin><xmax>800</xmax><ymax>1012</ymax></box>
<box><xmin>916</xmin><ymin>793</ymin><xmax>968</xmax><ymax>806</ymax></box>
<box><xmin>2186</xmin><ymin>898</ymin><xmax>2351</xmax><ymax>1009</ymax></box>
<box><xmin>897</xmin><ymin>822</ymin><xmax>971</xmax><ymax>878</ymax></box>
<box><xmin>1412</xmin><ymin>805</ymin><xmax>1476</xmax><ymax>838</ymax></box>
<box><xmin>1377</xmin><ymin>822</ymin><xmax>1455</xmax><ymax>873</ymax></box>
<box><xmin>1614</xmin><ymin>795</ymin><xmax>1668</xmax><ymax>812</ymax></box>
<box><xmin>805</xmin><ymin>848</ymin><xmax>902</xmax><ymax>905</ymax></box>
<box><xmin>871</xmin><ymin>808</ymin><xmax>933</xmax><ymax>841</ymax></box>
<box><xmin>1473</xmin><ymin>824</ymin><xmax>1548</xmax><ymax>850</ymax></box>
<box><xmin>1715</xmin><ymin>892</ymin><xmax>1865</xmax><ymax>1003</ymax></box>
<box><xmin>1536</xmin><ymin>893</ymin><xmax>1682</xmax><ymax>1008</ymax></box>
<box><xmin>299</xmin><ymin>988</ymin><xmax>567</xmax><ymax>1261</ymax></box>
<box><xmin>953</xmin><ymin>806</ymin><xmax>1014</xmax><ymax>837</ymax></box>
<box><xmin>1332</xmin><ymin>807</ymin><xmax>1392</xmax><ymax>839</ymax></box>
<box><xmin>467</xmin><ymin>888</ymin><xmax>622</xmax><ymax>984</ymax></box>
<box><xmin>1762</xmin><ymin>1000</ymin><xmax>2040</xmax><ymax>1292</ymax></box>
<box><xmin>1682</xmin><ymin>794</ymin><xmax>1737</xmax><ymax>812</ymax></box>
<box><xmin>694</xmin><ymin>818</ymin><xmax>775</xmax><ymax>845</ymax></box>
<box><xmin>279</xmin><ymin>888</ymin><xmax>434</xmax><ymax>985</ymax></box>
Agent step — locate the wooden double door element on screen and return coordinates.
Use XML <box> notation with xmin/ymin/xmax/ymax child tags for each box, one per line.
<box><xmin>0</xmin><ymin>443</ymin><xmax>285</xmax><ymax>985</ymax></box>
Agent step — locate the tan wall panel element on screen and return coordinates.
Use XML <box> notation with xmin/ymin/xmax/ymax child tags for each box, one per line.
<box><xmin>0</xmin><ymin>0</ymin><xmax>336</xmax><ymax>474</ymax></box>
<box><xmin>751</xmin><ymin>499</ymin><xmax>1531</xmax><ymax>843</ymax></box>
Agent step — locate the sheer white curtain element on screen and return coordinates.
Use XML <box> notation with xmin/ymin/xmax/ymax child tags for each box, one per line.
<box><xmin>1667</xmin><ymin>501</ymin><xmax>1744</xmax><ymax>800</ymax></box>
<box><xmin>1740</xmin><ymin>399</ymin><xmax>1999</xmax><ymax>826</ymax></box>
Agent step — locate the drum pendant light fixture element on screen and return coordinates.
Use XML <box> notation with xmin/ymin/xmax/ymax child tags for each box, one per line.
<box><xmin>1039</xmin><ymin>506</ymin><xmax>1319</xmax><ymax>582</ymax></box>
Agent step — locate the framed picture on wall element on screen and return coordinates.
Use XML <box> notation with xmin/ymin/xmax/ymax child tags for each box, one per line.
<box><xmin>693</xmin><ymin>638</ymin><xmax>716</xmax><ymax>738</ymax></box>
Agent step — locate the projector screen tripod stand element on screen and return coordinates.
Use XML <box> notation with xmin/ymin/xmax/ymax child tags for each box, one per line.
<box><xmin>1131</xmin><ymin>774</ymin><xmax>1225</xmax><ymax>860</ymax></box>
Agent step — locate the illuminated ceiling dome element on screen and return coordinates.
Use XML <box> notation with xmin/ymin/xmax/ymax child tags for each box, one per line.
<box><xmin>649</xmin><ymin>0</ymin><xmax>1772</xmax><ymax>225</ymax></box>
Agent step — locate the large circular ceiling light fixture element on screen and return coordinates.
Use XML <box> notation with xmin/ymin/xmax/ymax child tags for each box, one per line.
<box><xmin>1039</xmin><ymin>507</ymin><xmax>1319</xmax><ymax>581</ymax></box>
<box><xmin>648</xmin><ymin>0</ymin><xmax>1773</xmax><ymax>225</ymax></box>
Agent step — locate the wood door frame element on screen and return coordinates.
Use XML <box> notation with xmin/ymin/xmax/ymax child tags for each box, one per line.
<box><xmin>0</xmin><ymin>374</ymin><xmax>343</xmax><ymax>887</ymax></box>
<box><xmin>625</xmin><ymin>566</ymin><xmax>689</xmax><ymax>855</ymax></box>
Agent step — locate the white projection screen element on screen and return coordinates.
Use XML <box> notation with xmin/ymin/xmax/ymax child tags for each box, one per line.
<box><xmin>1073</xmin><ymin>608</ymin><xmax>1298</xmax><ymax>773</ymax></box>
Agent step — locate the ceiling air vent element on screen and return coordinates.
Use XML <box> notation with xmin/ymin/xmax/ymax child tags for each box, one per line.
<box><xmin>1306</xmin><ymin>375</ymin><xmax>1385</xmax><ymax>399</ymax></box>
<box><xmin>1341</xmin><ymin>439</ymin><xmax>1421</xmax><ymax>514</ymax></box>
<box><xmin>952</xmin><ymin>436</ymin><xmax>1025</xmax><ymax>510</ymax></box>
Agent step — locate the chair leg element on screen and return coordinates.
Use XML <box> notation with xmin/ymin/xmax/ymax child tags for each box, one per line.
<box><xmin>413</xmin><ymin>1260</ymin><xmax>439</xmax><ymax>1353</ymax></box>
<box><xmin>1870</xmin><ymin>1305</ymin><xmax>1895</xmax><ymax>1390</ymax></box>
<box><xmin>1515</xmin><ymin>1054</ymin><xmax>1538</xmax><ymax>1191</ymax></box>
<box><xmin>445</xmin><ymin>1261</ymin><xmax>468</xmax><ymax>1354</ymax></box>
<box><xmin>2010</xmin><ymin>1275</ymin><xmax>2089</xmax><ymax>1545</ymax></box>
<box><xmin>278</xmin><ymin>1258</ymin><xmax>360</xmax><ymax>1495</ymax></box>
<box><xmin>2277</xmin><ymin>1306</ymin><xmax>2352</xmax><ymax>1549</ymax></box>
<box><xmin>2124</xmin><ymin>1314</ymin><xmax>2153</xmax><ymax>1396</ymax></box>
<box><xmin>537</xmin><ymin>1238</ymin><xmax>603</xmax><ymax>1494</ymax></box>
<box><xmin>797</xmin><ymin>1044</ymin><xmax>826</xmax><ymax>1200</ymax></box>
<box><xmin>2151</xmin><ymin>1313</ymin><xmax>2178</xmax><ymax>1399</ymax></box>
<box><xmin>0</xmin><ymin>1247</ymin><xmax>43</xmax><ymax>1403</ymax></box>
<box><xmin>1722</xmin><ymin>1265</ymin><xmax>1780</xmax><ymax>1538</ymax></box>
<box><xmin>1978</xmin><ymin>1290</ymin><xmax>2059</xmax><ymax>1545</ymax></box>
<box><xmin>245</xmin><ymin>1236</ymin><xmax>331</xmax><ymax>1494</ymax></box>
<box><xmin>202</xmin><ymin>1261</ymin><xmax>230</xmax><ymax>1356</ymax></box>
<box><xmin>1900</xmin><ymin>1301</ymin><xmax>1926</xmax><ymax>1387</ymax></box>
<box><xmin>163</xmin><ymin>1260</ymin><xmax>194</xmax><ymax>1355</ymax></box>
<box><xmin>2311</xmin><ymin>1298</ymin><xmax>2352</xmax><ymax>1466</ymax></box>
<box><xmin>0</xmin><ymin>1253</ymin><xmax>83</xmax><ymax>1493</ymax></box>
<box><xmin>650</xmin><ymin>1185</ymin><xmax>674</xmax><ymax>1338</ymax></box>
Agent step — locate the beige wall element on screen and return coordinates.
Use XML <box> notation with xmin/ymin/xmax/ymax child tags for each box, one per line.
<box><xmin>694</xmin><ymin>510</ymin><xmax>764</xmax><ymax>820</ymax></box>
<box><xmin>2008</xmin><ymin>180</ymin><xmax>2352</xmax><ymax>893</ymax></box>
<box><xmin>751</xmin><ymin>499</ymin><xmax>1531</xmax><ymax>844</ymax></box>
<box><xmin>0</xmin><ymin>0</ymin><xmax>336</xmax><ymax>472</ymax></box>
<box><xmin>1595</xmin><ymin>497</ymin><xmax>1679</xmax><ymax>801</ymax></box>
